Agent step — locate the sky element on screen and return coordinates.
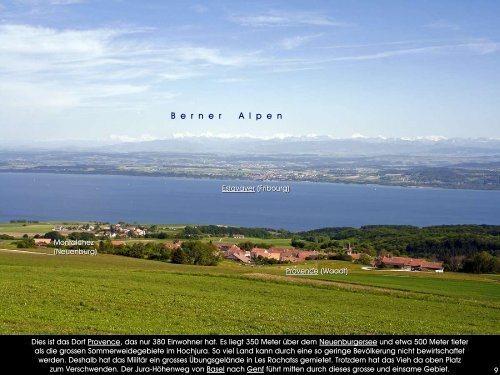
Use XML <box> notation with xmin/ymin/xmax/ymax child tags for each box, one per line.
<box><xmin>0</xmin><ymin>0</ymin><xmax>499</xmax><ymax>144</ymax></box>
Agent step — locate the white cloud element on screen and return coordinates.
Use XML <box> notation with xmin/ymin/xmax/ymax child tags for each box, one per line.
<box><xmin>401</xmin><ymin>135</ymin><xmax>448</xmax><ymax>142</ymax></box>
<box><xmin>163</xmin><ymin>46</ymin><xmax>256</xmax><ymax>66</ymax></box>
<box><xmin>268</xmin><ymin>66</ymin><xmax>321</xmax><ymax>73</ymax></box>
<box><xmin>351</xmin><ymin>133</ymin><xmax>369</xmax><ymax>139</ymax></box>
<box><xmin>326</xmin><ymin>41</ymin><xmax>500</xmax><ymax>62</ymax></box>
<box><xmin>166</xmin><ymin>133</ymin><xmax>452</xmax><ymax>141</ymax></box>
<box><xmin>110</xmin><ymin>134</ymin><xmax>159</xmax><ymax>143</ymax></box>
<box><xmin>160</xmin><ymin>72</ymin><xmax>201</xmax><ymax>81</ymax></box>
<box><xmin>214</xmin><ymin>77</ymin><xmax>249</xmax><ymax>83</ymax></box>
<box><xmin>321</xmin><ymin>40</ymin><xmax>433</xmax><ymax>50</ymax></box>
<box><xmin>462</xmin><ymin>41</ymin><xmax>499</xmax><ymax>54</ymax></box>
<box><xmin>0</xmin><ymin>24</ymin><xmax>118</xmax><ymax>55</ymax></box>
<box><xmin>0</xmin><ymin>24</ymin><xmax>259</xmax><ymax>111</ymax></box>
<box><xmin>232</xmin><ymin>11</ymin><xmax>351</xmax><ymax>27</ymax></box>
<box><xmin>0</xmin><ymin>24</ymin><xmax>259</xmax><ymax>73</ymax></box>
<box><xmin>171</xmin><ymin>132</ymin><xmax>296</xmax><ymax>140</ymax></box>
<box><xmin>279</xmin><ymin>34</ymin><xmax>322</xmax><ymax>50</ymax></box>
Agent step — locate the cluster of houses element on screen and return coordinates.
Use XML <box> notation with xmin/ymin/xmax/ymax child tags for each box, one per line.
<box><xmin>31</xmin><ymin>235</ymin><xmax>444</xmax><ymax>272</ymax></box>
<box><xmin>97</xmin><ymin>224</ymin><xmax>146</xmax><ymax>238</ymax></box>
<box><xmin>51</xmin><ymin>223</ymin><xmax>147</xmax><ymax>238</ymax></box>
<box><xmin>53</xmin><ymin>224</ymin><xmax>95</xmax><ymax>232</ymax></box>
<box><xmin>219</xmin><ymin>243</ymin><xmax>319</xmax><ymax>264</ymax></box>
<box><xmin>218</xmin><ymin>243</ymin><xmax>365</xmax><ymax>264</ymax></box>
<box><xmin>218</xmin><ymin>242</ymin><xmax>444</xmax><ymax>272</ymax></box>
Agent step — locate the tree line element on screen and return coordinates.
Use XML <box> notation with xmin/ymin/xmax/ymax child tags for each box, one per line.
<box><xmin>97</xmin><ymin>240</ymin><xmax>220</xmax><ymax>266</ymax></box>
<box><xmin>293</xmin><ymin>225</ymin><xmax>500</xmax><ymax>273</ymax></box>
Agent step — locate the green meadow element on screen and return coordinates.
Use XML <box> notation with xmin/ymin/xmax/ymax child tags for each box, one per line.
<box><xmin>209</xmin><ymin>236</ymin><xmax>293</xmax><ymax>247</ymax></box>
<box><xmin>0</xmin><ymin>222</ymin><xmax>56</xmax><ymax>234</ymax></box>
<box><xmin>0</xmin><ymin>250</ymin><xmax>498</xmax><ymax>335</ymax></box>
<box><xmin>268</xmin><ymin>263</ymin><xmax>500</xmax><ymax>303</ymax></box>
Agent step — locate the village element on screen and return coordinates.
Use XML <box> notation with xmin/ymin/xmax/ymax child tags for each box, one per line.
<box><xmin>51</xmin><ymin>223</ymin><xmax>147</xmax><ymax>238</ymax></box>
<box><xmin>32</xmin><ymin>230</ymin><xmax>444</xmax><ymax>272</ymax></box>
<box><xmin>215</xmin><ymin>240</ymin><xmax>444</xmax><ymax>272</ymax></box>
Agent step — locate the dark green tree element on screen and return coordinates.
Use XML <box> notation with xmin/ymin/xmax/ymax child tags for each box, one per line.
<box><xmin>44</xmin><ymin>231</ymin><xmax>65</xmax><ymax>241</ymax></box>
<box><xmin>462</xmin><ymin>252</ymin><xmax>500</xmax><ymax>274</ymax></box>
<box><xmin>172</xmin><ymin>248</ymin><xmax>185</xmax><ymax>264</ymax></box>
<box><xmin>356</xmin><ymin>253</ymin><xmax>373</xmax><ymax>265</ymax></box>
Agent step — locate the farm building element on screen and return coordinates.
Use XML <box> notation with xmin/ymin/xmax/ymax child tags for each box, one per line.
<box><xmin>377</xmin><ymin>256</ymin><xmax>444</xmax><ymax>272</ymax></box>
<box><xmin>164</xmin><ymin>242</ymin><xmax>182</xmax><ymax>250</ymax></box>
<box><xmin>34</xmin><ymin>238</ymin><xmax>52</xmax><ymax>246</ymax></box>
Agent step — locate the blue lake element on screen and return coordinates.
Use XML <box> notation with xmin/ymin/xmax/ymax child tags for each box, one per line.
<box><xmin>0</xmin><ymin>172</ymin><xmax>498</xmax><ymax>231</ymax></box>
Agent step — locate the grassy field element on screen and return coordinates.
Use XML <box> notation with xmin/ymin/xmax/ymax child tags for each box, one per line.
<box><xmin>0</xmin><ymin>250</ymin><xmax>498</xmax><ymax>334</ymax></box>
<box><xmin>0</xmin><ymin>222</ymin><xmax>294</xmax><ymax>247</ymax></box>
<box><xmin>207</xmin><ymin>236</ymin><xmax>292</xmax><ymax>247</ymax></box>
<box><xmin>98</xmin><ymin>237</ymin><xmax>293</xmax><ymax>247</ymax></box>
<box><xmin>0</xmin><ymin>222</ymin><xmax>56</xmax><ymax>234</ymax></box>
<box><xmin>0</xmin><ymin>240</ymin><xmax>19</xmax><ymax>249</ymax></box>
<box><xmin>265</xmin><ymin>263</ymin><xmax>500</xmax><ymax>303</ymax></box>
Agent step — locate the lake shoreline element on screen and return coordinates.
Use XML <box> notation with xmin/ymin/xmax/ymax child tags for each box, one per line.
<box><xmin>0</xmin><ymin>172</ymin><xmax>498</xmax><ymax>231</ymax></box>
<box><xmin>1</xmin><ymin>169</ymin><xmax>499</xmax><ymax>193</ymax></box>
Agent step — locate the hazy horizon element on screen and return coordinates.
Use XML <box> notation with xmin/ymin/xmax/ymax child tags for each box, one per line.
<box><xmin>2</xmin><ymin>134</ymin><xmax>500</xmax><ymax>156</ymax></box>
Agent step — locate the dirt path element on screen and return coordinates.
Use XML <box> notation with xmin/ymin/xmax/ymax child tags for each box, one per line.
<box><xmin>243</xmin><ymin>272</ymin><xmax>398</xmax><ymax>293</ymax></box>
<box><xmin>0</xmin><ymin>248</ymin><xmax>53</xmax><ymax>255</ymax></box>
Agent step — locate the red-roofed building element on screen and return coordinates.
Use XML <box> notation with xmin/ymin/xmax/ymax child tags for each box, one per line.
<box><xmin>377</xmin><ymin>256</ymin><xmax>443</xmax><ymax>272</ymax></box>
<box><xmin>407</xmin><ymin>259</ymin><xmax>423</xmax><ymax>268</ymax></box>
<box><xmin>269</xmin><ymin>247</ymin><xmax>296</xmax><ymax>254</ymax></box>
<box><xmin>216</xmin><ymin>243</ymin><xmax>233</xmax><ymax>251</ymax></box>
<box><xmin>165</xmin><ymin>242</ymin><xmax>181</xmax><ymax>250</ymax></box>
<box><xmin>221</xmin><ymin>246</ymin><xmax>325</xmax><ymax>264</ymax></box>
<box><xmin>265</xmin><ymin>252</ymin><xmax>281</xmax><ymax>261</ymax></box>
<box><xmin>297</xmin><ymin>251</ymin><xmax>319</xmax><ymax>261</ymax></box>
<box><xmin>280</xmin><ymin>255</ymin><xmax>298</xmax><ymax>263</ymax></box>
<box><xmin>250</xmin><ymin>247</ymin><xmax>267</xmax><ymax>258</ymax></box>
<box><xmin>34</xmin><ymin>238</ymin><xmax>51</xmax><ymax>246</ymax></box>
<box><xmin>228</xmin><ymin>251</ymin><xmax>251</xmax><ymax>264</ymax></box>
<box><xmin>223</xmin><ymin>245</ymin><xmax>243</xmax><ymax>258</ymax></box>
<box><xmin>421</xmin><ymin>260</ymin><xmax>444</xmax><ymax>272</ymax></box>
<box><xmin>250</xmin><ymin>248</ymin><xmax>280</xmax><ymax>261</ymax></box>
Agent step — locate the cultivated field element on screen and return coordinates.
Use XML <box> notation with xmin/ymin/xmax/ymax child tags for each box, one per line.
<box><xmin>0</xmin><ymin>222</ymin><xmax>56</xmax><ymax>235</ymax></box>
<box><xmin>0</xmin><ymin>250</ymin><xmax>498</xmax><ymax>334</ymax></box>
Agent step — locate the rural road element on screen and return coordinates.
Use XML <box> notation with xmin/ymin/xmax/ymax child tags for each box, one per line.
<box><xmin>0</xmin><ymin>248</ymin><xmax>53</xmax><ymax>255</ymax></box>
